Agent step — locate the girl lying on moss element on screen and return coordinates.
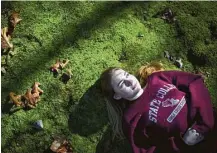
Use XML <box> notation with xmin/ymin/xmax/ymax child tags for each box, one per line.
<box><xmin>100</xmin><ymin>62</ymin><xmax>217</xmax><ymax>153</ymax></box>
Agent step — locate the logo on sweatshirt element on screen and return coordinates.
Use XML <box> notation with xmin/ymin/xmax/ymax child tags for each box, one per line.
<box><xmin>162</xmin><ymin>98</ymin><xmax>179</xmax><ymax>107</ymax></box>
<box><xmin>167</xmin><ymin>96</ymin><xmax>186</xmax><ymax>123</ymax></box>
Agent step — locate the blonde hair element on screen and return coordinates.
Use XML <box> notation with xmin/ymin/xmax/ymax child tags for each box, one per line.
<box><xmin>100</xmin><ymin>62</ymin><xmax>164</xmax><ymax>139</ymax></box>
<box><xmin>138</xmin><ymin>62</ymin><xmax>164</xmax><ymax>87</ymax></box>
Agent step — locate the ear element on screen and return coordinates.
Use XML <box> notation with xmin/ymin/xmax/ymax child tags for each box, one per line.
<box><xmin>113</xmin><ymin>93</ymin><xmax>122</xmax><ymax>100</ymax></box>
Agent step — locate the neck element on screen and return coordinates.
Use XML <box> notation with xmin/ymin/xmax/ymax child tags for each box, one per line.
<box><xmin>128</xmin><ymin>89</ymin><xmax>144</xmax><ymax>101</ymax></box>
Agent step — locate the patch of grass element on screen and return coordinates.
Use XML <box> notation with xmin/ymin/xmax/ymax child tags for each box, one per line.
<box><xmin>1</xmin><ymin>1</ymin><xmax>217</xmax><ymax>153</ymax></box>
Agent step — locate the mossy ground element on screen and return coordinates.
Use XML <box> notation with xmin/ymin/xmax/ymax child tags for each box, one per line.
<box><xmin>1</xmin><ymin>2</ymin><xmax>217</xmax><ymax>153</ymax></box>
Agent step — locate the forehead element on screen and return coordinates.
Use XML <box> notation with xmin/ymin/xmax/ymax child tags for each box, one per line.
<box><xmin>111</xmin><ymin>69</ymin><xmax>125</xmax><ymax>82</ymax></box>
<box><xmin>112</xmin><ymin>69</ymin><xmax>125</xmax><ymax>76</ymax></box>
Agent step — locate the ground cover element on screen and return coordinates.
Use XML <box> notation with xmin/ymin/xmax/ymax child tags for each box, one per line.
<box><xmin>1</xmin><ymin>1</ymin><xmax>217</xmax><ymax>153</ymax></box>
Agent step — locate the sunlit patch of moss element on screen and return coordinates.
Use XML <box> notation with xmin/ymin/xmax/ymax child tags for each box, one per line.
<box><xmin>1</xmin><ymin>1</ymin><xmax>217</xmax><ymax>153</ymax></box>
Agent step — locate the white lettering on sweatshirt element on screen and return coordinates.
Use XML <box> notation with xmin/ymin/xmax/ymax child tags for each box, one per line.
<box><xmin>156</xmin><ymin>84</ymin><xmax>176</xmax><ymax>99</ymax></box>
<box><xmin>148</xmin><ymin>84</ymin><xmax>177</xmax><ymax>123</ymax></box>
<box><xmin>149</xmin><ymin>99</ymin><xmax>161</xmax><ymax>123</ymax></box>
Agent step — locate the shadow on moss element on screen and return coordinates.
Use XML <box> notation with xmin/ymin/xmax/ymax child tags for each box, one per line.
<box><xmin>68</xmin><ymin>79</ymin><xmax>107</xmax><ymax>136</ymax></box>
<box><xmin>68</xmin><ymin>79</ymin><xmax>133</xmax><ymax>153</ymax></box>
<box><xmin>95</xmin><ymin>128</ymin><xmax>132</xmax><ymax>153</ymax></box>
<box><xmin>186</xmin><ymin>49</ymin><xmax>207</xmax><ymax>67</ymax></box>
<box><xmin>61</xmin><ymin>2</ymin><xmax>134</xmax><ymax>46</ymax></box>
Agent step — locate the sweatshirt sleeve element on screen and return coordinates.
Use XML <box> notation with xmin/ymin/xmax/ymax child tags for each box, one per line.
<box><xmin>159</xmin><ymin>71</ymin><xmax>214</xmax><ymax>135</ymax></box>
<box><xmin>123</xmin><ymin>114</ymin><xmax>156</xmax><ymax>153</ymax></box>
<box><xmin>123</xmin><ymin>119</ymin><xmax>184</xmax><ymax>153</ymax></box>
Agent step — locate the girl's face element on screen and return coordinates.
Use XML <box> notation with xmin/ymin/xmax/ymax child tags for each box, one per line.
<box><xmin>111</xmin><ymin>69</ymin><xmax>142</xmax><ymax>101</ymax></box>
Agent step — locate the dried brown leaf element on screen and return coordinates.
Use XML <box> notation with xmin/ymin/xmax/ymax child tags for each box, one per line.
<box><xmin>23</xmin><ymin>89</ymin><xmax>37</xmax><ymax>106</ymax></box>
<box><xmin>50</xmin><ymin>139</ymin><xmax>73</xmax><ymax>153</ymax></box>
<box><xmin>1</xmin><ymin>27</ymin><xmax>13</xmax><ymax>49</ymax></box>
<box><xmin>50</xmin><ymin>59</ymin><xmax>70</xmax><ymax>73</ymax></box>
<box><xmin>8</xmin><ymin>12</ymin><xmax>22</xmax><ymax>28</ymax></box>
<box><xmin>32</xmin><ymin>82</ymin><xmax>43</xmax><ymax>95</ymax></box>
<box><xmin>9</xmin><ymin>92</ymin><xmax>23</xmax><ymax>106</ymax></box>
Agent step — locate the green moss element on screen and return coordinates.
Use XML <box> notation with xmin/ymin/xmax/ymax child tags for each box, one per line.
<box><xmin>1</xmin><ymin>1</ymin><xmax>217</xmax><ymax>153</ymax></box>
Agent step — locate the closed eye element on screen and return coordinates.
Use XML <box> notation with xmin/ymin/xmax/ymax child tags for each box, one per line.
<box><xmin>120</xmin><ymin>80</ymin><xmax>131</xmax><ymax>88</ymax></box>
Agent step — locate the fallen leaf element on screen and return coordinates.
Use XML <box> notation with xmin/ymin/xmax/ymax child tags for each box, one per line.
<box><xmin>23</xmin><ymin>89</ymin><xmax>37</xmax><ymax>107</ymax></box>
<box><xmin>50</xmin><ymin>140</ymin><xmax>62</xmax><ymax>152</ymax></box>
<box><xmin>9</xmin><ymin>82</ymin><xmax>43</xmax><ymax>109</ymax></box>
<box><xmin>1</xmin><ymin>27</ymin><xmax>13</xmax><ymax>49</ymax></box>
<box><xmin>8</xmin><ymin>12</ymin><xmax>22</xmax><ymax>28</ymax></box>
<box><xmin>161</xmin><ymin>8</ymin><xmax>176</xmax><ymax>23</ymax></box>
<box><xmin>31</xmin><ymin>82</ymin><xmax>43</xmax><ymax>95</ymax></box>
<box><xmin>60</xmin><ymin>59</ymin><xmax>70</xmax><ymax>69</ymax></box>
<box><xmin>9</xmin><ymin>92</ymin><xmax>23</xmax><ymax>106</ymax></box>
<box><xmin>1</xmin><ymin>12</ymin><xmax>22</xmax><ymax>49</ymax></box>
<box><xmin>50</xmin><ymin>59</ymin><xmax>70</xmax><ymax>73</ymax></box>
<box><xmin>50</xmin><ymin>139</ymin><xmax>73</xmax><ymax>153</ymax></box>
<box><xmin>50</xmin><ymin>59</ymin><xmax>61</xmax><ymax>73</ymax></box>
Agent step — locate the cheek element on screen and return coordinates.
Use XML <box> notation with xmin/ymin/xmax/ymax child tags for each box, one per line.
<box><xmin>134</xmin><ymin>78</ymin><xmax>139</xmax><ymax>84</ymax></box>
<box><xmin>122</xmin><ymin>87</ymin><xmax>133</xmax><ymax>94</ymax></box>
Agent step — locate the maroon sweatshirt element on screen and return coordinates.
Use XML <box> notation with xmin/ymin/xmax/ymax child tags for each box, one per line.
<box><xmin>123</xmin><ymin>70</ymin><xmax>216</xmax><ymax>153</ymax></box>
